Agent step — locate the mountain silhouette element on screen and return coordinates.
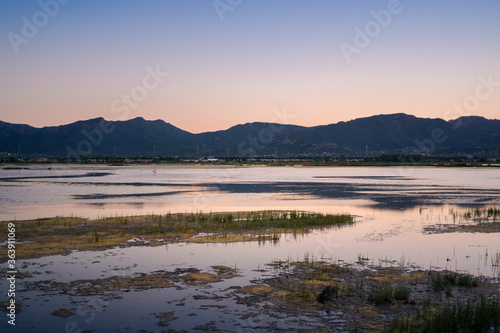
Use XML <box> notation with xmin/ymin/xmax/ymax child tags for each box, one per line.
<box><xmin>1</xmin><ymin>114</ymin><xmax>499</xmax><ymax>157</ymax></box>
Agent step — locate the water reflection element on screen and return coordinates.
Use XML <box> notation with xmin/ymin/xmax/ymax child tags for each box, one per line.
<box><xmin>2</xmin><ymin>165</ymin><xmax>500</xmax><ymax>221</ymax></box>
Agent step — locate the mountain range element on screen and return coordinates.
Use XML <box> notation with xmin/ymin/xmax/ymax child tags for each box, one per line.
<box><xmin>1</xmin><ymin>113</ymin><xmax>499</xmax><ymax>157</ymax></box>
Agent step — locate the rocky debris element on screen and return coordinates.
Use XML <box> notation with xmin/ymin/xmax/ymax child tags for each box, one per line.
<box><xmin>51</xmin><ymin>308</ymin><xmax>75</xmax><ymax>318</ymax></box>
<box><xmin>174</xmin><ymin>268</ymin><xmax>200</xmax><ymax>274</ymax></box>
<box><xmin>317</xmin><ymin>285</ymin><xmax>340</xmax><ymax>303</ymax></box>
<box><xmin>155</xmin><ymin>311</ymin><xmax>178</xmax><ymax>327</ymax></box>
<box><xmin>0</xmin><ymin>301</ymin><xmax>22</xmax><ymax>313</ymax></box>
<box><xmin>192</xmin><ymin>321</ymin><xmax>218</xmax><ymax>331</ymax></box>
<box><xmin>181</xmin><ymin>266</ymin><xmax>239</xmax><ymax>285</ymax></box>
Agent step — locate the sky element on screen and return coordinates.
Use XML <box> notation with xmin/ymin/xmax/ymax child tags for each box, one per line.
<box><xmin>0</xmin><ymin>0</ymin><xmax>499</xmax><ymax>133</ymax></box>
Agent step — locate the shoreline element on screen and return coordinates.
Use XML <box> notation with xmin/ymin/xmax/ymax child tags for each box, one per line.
<box><xmin>3</xmin><ymin>163</ymin><xmax>500</xmax><ymax>169</ymax></box>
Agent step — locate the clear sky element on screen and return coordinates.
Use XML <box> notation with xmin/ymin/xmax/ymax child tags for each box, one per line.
<box><xmin>1</xmin><ymin>0</ymin><xmax>499</xmax><ymax>133</ymax></box>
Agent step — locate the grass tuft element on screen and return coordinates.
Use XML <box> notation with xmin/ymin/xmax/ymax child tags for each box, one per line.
<box><xmin>394</xmin><ymin>285</ymin><xmax>411</xmax><ymax>301</ymax></box>
<box><xmin>368</xmin><ymin>284</ymin><xmax>393</xmax><ymax>304</ymax></box>
<box><xmin>386</xmin><ymin>297</ymin><xmax>500</xmax><ymax>332</ymax></box>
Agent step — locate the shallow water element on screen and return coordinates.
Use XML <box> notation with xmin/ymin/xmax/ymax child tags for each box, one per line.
<box><xmin>1</xmin><ymin>165</ymin><xmax>500</xmax><ymax>331</ymax></box>
<box><xmin>2</xmin><ymin>165</ymin><xmax>500</xmax><ymax>219</ymax></box>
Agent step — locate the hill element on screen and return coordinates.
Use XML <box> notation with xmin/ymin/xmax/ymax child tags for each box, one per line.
<box><xmin>1</xmin><ymin>114</ymin><xmax>499</xmax><ymax>157</ymax></box>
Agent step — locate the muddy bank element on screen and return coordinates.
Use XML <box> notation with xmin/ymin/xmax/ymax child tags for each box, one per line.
<box><xmin>242</xmin><ymin>260</ymin><xmax>500</xmax><ymax>332</ymax></box>
<box><xmin>21</xmin><ymin>266</ymin><xmax>239</xmax><ymax>300</ymax></box>
<box><xmin>14</xmin><ymin>259</ymin><xmax>500</xmax><ymax>332</ymax></box>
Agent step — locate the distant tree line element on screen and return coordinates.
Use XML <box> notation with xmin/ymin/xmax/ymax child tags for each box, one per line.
<box><xmin>1</xmin><ymin>154</ymin><xmax>499</xmax><ymax>166</ymax></box>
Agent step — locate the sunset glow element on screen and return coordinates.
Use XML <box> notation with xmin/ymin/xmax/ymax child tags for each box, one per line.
<box><xmin>1</xmin><ymin>0</ymin><xmax>499</xmax><ymax>133</ymax></box>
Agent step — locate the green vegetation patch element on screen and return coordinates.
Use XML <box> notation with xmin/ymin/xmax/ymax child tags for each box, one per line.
<box><xmin>387</xmin><ymin>297</ymin><xmax>500</xmax><ymax>332</ymax></box>
<box><xmin>0</xmin><ymin>211</ymin><xmax>354</xmax><ymax>262</ymax></box>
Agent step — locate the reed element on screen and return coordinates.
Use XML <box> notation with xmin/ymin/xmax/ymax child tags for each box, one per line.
<box><xmin>368</xmin><ymin>284</ymin><xmax>394</xmax><ymax>304</ymax></box>
<box><xmin>393</xmin><ymin>285</ymin><xmax>411</xmax><ymax>301</ymax></box>
<box><xmin>386</xmin><ymin>297</ymin><xmax>500</xmax><ymax>332</ymax></box>
<box><xmin>0</xmin><ymin>210</ymin><xmax>354</xmax><ymax>261</ymax></box>
<box><xmin>430</xmin><ymin>270</ymin><xmax>478</xmax><ymax>291</ymax></box>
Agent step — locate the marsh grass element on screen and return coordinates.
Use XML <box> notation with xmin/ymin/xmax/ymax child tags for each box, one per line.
<box><xmin>264</xmin><ymin>258</ymin><xmax>498</xmax><ymax>331</ymax></box>
<box><xmin>457</xmin><ymin>273</ymin><xmax>480</xmax><ymax>287</ymax></box>
<box><xmin>394</xmin><ymin>285</ymin><xmax>411</xmax><ymax>301</ymax></box>
<box><xmin>387</xmin><ymin>297</ymin><xmax>500</xmax><ymax>332</ymax></box>
<box><xmin>465</xmin><ymin>207</ymin><xmax>500</xmax><ymax>220</ymax></box>
<box><xmin>270</xmin><ymin>259</ymin><xmax>353</xmax><ymax>302</ymax></box>
<box><xmin>238</xmin><ymin>285</ymin><xmax>273</xmax><ymax>295</ymax></box>
<box><xmin>425</xmin><ymin>206</ymin><xmax>500</xmax><ymax>234</ymax></box>
<box><xmin>368</xmin><ymin>284</ymin><xmax>394</xmax><ymax>304</ymax></box>
<box><xmin>0</xmin><ymin>210</ymin><xmax>353</xmax><ymax>261</ymax></box>
<box><xmin>430</xmin><ymin>270</ymin><xmax>479</xmax><ymax>292</ymax></box>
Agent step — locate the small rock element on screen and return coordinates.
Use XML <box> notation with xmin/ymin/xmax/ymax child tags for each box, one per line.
<box><xmin>155</xmin><ymin>311</ymin><xmax>178</xmax><ymax>327</ymax></box>
<box><xmin>51</xmin><ymin>308</ymin><xmax>75</xmax><ymax>318</ymax></box>
<box><xmin>317</xmin><ymin>285</ymin><xmax>340</xmax><ymax>303</ymax></box>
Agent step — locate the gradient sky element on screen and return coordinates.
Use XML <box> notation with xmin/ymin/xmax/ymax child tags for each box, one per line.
<box><xmin>1</xmin><ymin>0</ymin><xmax>499</xmax><ymax>133</ymax></box>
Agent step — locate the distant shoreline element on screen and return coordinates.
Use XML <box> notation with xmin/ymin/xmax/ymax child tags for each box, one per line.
<box><xmin>2</xmin><ymin>159</ymin><xmax>500</xmax><ymax>169</ymax></box>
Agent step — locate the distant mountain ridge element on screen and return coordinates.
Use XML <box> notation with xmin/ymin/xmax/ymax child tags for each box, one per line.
<box><xmin>1</xmin><ymin>113</ymin><xmax>499</xmax><ymax>157</ymax></box>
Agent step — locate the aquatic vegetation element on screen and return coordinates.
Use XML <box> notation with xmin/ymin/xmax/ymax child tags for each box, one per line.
<box><xmin>139</xmin><ymin>210</ymin><xmax>354</xmax><ymax>236</ymax></box>
<box><xmin>317</xmin><ymin>285</ymin><xmax>340</xmax><ymax>303</ymax></box>
<box><xmin>237</xmin><ymin>285</ymin><xmax>274</xmax><ymax>295</ymax></box>
<box><xmin>181</xmin><ymin>272</ymin><xmax>222</xmax><ymax>284</ymax></box>
<box><xmin>264</xmin><ymin>258</ymin><xmax>499</xmax><ymax>331</ymax></box>
<box><xmin>88</xmin><ymin>232</ymin><xmax>101</xmax><ymax>243</ymax></box>
<box><xmin>387</xmin><ymin>297</ymin><xmax>500</xmax><ymax>332</ymax></box>
<box><xmin>393</xmin><ymin>285</ymin><xmax>411</xmax><ymax>301</ymax></box>
<box><xmin>424</xmin><ymin>206</ymin><xmax>500</xmax><ymax>234</ymax></box>
<box><xmin>446</xmin><ymin>206</ymin><xmax>500</xmax><ymax>222</ymax></box>
<box><xmin>457</xmin><ymin>273</ymin><xmax>479</xmax><ymax>287</ymax></box>
<box><xmin>430</xmin><ymin>270</ymin><xmax>479</xmax><ymax>291</ymax></box>
<box><xmin>0</xmin><ymin>210</ymin><xmax>354</xmax><ymax>261</ymax></box>
<box><xmin>368</xmin><ymin>284</ymin><xmax>394</xmax><ymax>304</ymax></box>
